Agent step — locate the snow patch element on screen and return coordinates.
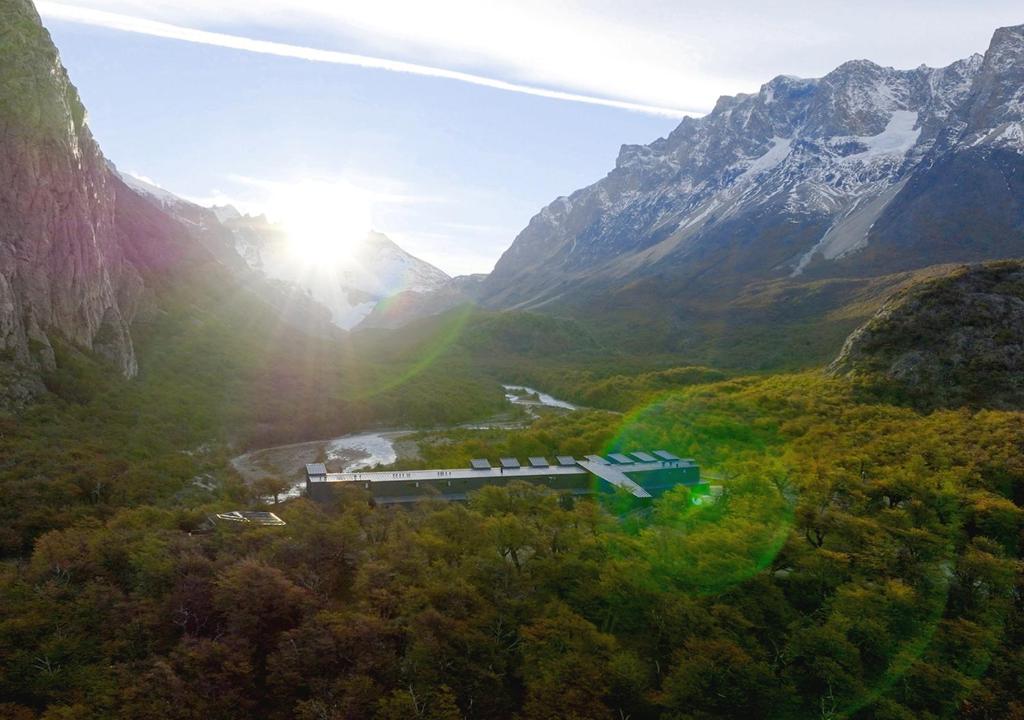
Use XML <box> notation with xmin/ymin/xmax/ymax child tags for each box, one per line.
<box><xmin>841</xmin><ymin>110</ymin><xmax>921</xmax><ymax>161</ymax></box>
<box><xmin>740</xmin><ymin>137</ymin><xmax>793</xmax><ymax>179</ymax></box>
<box><xmin>995</xmin><ymin>121</ymin><xmax>1024</xmax><ymax>150</ymax></box>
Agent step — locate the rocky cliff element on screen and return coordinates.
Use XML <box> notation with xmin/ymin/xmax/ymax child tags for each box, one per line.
<box><xmin>829</xmin><ymin>260</ymin><xmax>1024</xmax><ymax>409</ymax></box>
<box><xmin>0</xmin><ymin>0</ymin><xmax>140</xmax><ymax>376</ymax></box>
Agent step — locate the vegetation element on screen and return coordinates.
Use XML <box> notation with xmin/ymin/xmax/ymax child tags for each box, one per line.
<box><xmin>0</xmin><ymin>273</ymin><xmax>510</xmax><ymax>556</ymax></box>
<box><xmin>1</xmin><ymin>358</ymin><xmax>1021</xmax><ymax>718</ymax></box>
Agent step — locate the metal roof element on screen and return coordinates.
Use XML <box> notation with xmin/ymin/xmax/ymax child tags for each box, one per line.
<box><xmin>556</xmin><ymin>455</ymin><xmax>578</xmax><ymax>466</ymax></box>
<box><xmin>470</xmin><ymin>458</ymin><xmax>491</xmax><ymax>470</ymax></box>
<box><xmin>630</xmin><ymin>451</ymin><xmax>657</xmax><ymax>462</ymax></box>
<box><xmin>500</xmin><ymin>457</ymin><xmax>521</xmax><ymax>469</ymax></box>
<box><xmin>577</xmin><ymin>461</ymin><xmax>652</xmax><ymax>499</ymax></box>
<box><xmin>608</xmin><ymin>453</ymin><xmax>634</xmax><ymax>464</ymax></box>
<box><xmin>214</xmin><ymin>510</ymin><xmax>286</xmax><ymax>526</ymax></box>
<box><xmin>585</xmin><ymin>454</ymin><xmax>609</xmax><ymax>465</ymax></box>
<box><xmin>653</xmin><ymin>450</ymin><xmax>681</xmax><ymax>461</ymax></box>
<box><xmin>528</xmin><ymin>456</ymin><xmax>549</xmax><ymax>467</ymax></box>
<box><xmin>305</xmin><ymin>463</ymin><xmax>327</xmax><ymax>476</ymax></box>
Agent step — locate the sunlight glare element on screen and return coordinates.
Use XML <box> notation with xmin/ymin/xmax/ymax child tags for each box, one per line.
<box><xmin>276</xmin><ymin>181</ymin><xmax>373</xmax><ymax>263</ymax></box>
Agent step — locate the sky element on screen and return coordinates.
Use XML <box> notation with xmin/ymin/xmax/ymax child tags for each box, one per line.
<box><xmin>38</xmin><ymin>1</ymin><xmax>1023</xmax><ymax>276</ymax></box>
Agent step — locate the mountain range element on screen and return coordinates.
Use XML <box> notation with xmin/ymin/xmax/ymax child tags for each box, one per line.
<box><xmin>116</xmin><ymin>170</ymin><xmax>451</xmax><ymax>329</ymax></box>
<box><xmin>2</xmin><ymin>0</ymin><xmax>1024</xmax><ymax>384</ymax></box>
<box><xmin>374</xmin><ymin>23</ymin><xmax>1024</xmax><ymax>365</ymax></box>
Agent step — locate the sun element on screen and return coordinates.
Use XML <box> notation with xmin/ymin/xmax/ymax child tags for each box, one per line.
<box><xmin>275</xmin><ymin>181</ymin><xmax>373</xmax><ymax>264</ymax></box>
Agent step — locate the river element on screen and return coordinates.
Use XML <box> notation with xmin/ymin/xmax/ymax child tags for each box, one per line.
<box><xmin>502</xmin><ymin>384</ymin><xmax>578</xmax><ymax>410</ymax></box>
<box><xmin>230</xmin><ymin>383</ymin><xmax>579</xmax><ymax>499</ymax></box>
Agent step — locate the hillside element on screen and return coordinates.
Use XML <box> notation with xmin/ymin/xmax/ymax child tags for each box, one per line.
<box><xmin>829</xmin><ymin>259</ymin><xmax>1024</xmax><ymax>409</ymax></box>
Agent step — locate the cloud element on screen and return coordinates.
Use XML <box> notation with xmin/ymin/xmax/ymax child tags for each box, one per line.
<box><xmin>37</xmin><ymin>1</ymin><xmax>700</xmax><ymax>117</ymax></box>
<box><xmin>39</xmin><ymin>0</ymin><xmax>1024</xmax><ymax>119</ymax></box>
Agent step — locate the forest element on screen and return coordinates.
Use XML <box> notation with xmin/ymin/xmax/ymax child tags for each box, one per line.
<box><xmin>1</xmin><ymin>343</ymin><xmax>1022</xmax><ymax>718</ymax></box>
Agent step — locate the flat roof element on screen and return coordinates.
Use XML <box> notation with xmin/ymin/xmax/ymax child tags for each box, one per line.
<box><xmin>321</xmin><ymin>464</ymin><xmax>590</xmax><ymax>484</ymax></box>
<box><xmin>653</xmin><ymin>450</ymin><xmax>681</xmax><ymax>461</ymax></box>
<box><xmin>608</xmin><ymin>453</ymin><xmax>634</xmax><ymax>464</ymax></box>
<box><xmin>500</xmin><ymin>457</ymin><xmax>521</xmax><ymax>469</ymax></box>
<box><xmin>630</xmin><ymin>451</ymin><xmax>657</xmax><ymax>463</ymax></box>
<box><xmin>314</xmin><ymin>454</ymin><xmax>700</xmax><ymax>487</ymax></box>
<box><xmin>528</xmin><ymin>456</ymin><xmax>549</xmax><ymax>467</ymax></box>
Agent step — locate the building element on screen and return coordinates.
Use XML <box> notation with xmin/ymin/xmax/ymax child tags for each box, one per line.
<box><xmin>305</xmin><ymin>450</ymin><xmax>703</xmax><ymax>505</ymax></box>
<box><xmin>197</xmin><ymin>510</ymin><xmax>287</xmax><ymax>532</ymax></box>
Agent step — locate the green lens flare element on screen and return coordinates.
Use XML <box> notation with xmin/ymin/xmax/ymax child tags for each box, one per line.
<box><xmin>597</xmin><ymin>386</ymin><xmax>966</xmax><ymax>718</ymax></box>
<box><xmin>596</xmin><ymin>392</ymin><xmax>794</xmax><ymax>596</ymax></box>
<box><xmin>345</xmin><ymin>304</ymin><xmax>474</xmax><ymax>402</ymax></box>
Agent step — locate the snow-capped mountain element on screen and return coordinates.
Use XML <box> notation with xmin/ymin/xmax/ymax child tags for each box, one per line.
<box><xmin>480</xmin><ymin>23</ymin><xmax>1024</xmax><ymax>311</ymax></box>
<box><xmin>228</xmin><ymin>220</ymin><xmax>451</xmax><ymax>328</ymax></box>
<box><xmin>113</xmin><ymin>168</ymin><xmax>450</xmax><ymax>329</ymax></box>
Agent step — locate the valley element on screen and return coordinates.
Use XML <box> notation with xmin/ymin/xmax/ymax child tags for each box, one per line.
<box><xmin>1</xmin><ymin>2</ymin><xmax>1023</xmax><ymax>719</ymax></box>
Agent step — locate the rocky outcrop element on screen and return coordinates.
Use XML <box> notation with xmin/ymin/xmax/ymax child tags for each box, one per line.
<box><xmin>828</xmin><ymin>260</ymin><xmax>1024</xmax><ymax>409</ymax></box>
<box><xmin>0</xmin><ymin>0</ymin><xmax>140</xmax><ymax>376</ymax></box>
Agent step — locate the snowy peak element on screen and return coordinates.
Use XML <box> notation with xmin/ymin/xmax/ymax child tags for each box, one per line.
<box><xmin>230</xmin><ymin>224</ymin><xmax>450</xmax><ymax>329</ymax></box>
<box><xmin>346</xmin><ymin>231</ymin><xmax>451</xmax><ymax>297</ymax></box>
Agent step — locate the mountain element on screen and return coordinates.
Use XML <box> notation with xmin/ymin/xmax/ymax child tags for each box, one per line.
<box><xmin>829</xmin><ymin>259</ymin><xmax>1024</xmax><ymax>410</ymax></box>
<box><xmin>0</xmin><ymin>0</ymin><xmax>338</xmax><ymax>409</ymax></box>
<box><xmin>228</xmin><ymin>224</ymin><xmax>451</xmax><ymax>329</ymax></box>
<box><xmin>358</xmin><ymin>272</ymin><xmax>486</xmax><ymax>329</ymax></box>
<box><xmin>459</xmin><ymin>23</ymin><xmax>1024</xmax><ymax>365</ymax></box>
<box><xmin>118</xmin><ymin>170</ymin><xmax>451</xmax><ymax>330</ymax></box>
<box><xmin>0</xmin><ymin>0</ymin><xmax>197</xmax><ymax>382</ymax></box>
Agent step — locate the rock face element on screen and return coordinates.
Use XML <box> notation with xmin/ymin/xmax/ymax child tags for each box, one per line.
<box><xmin>0</xmin><ymin>0</ymin><xmax>140</xmax><ymax>376</ymax></box>
<box><xmin>479</xmin><ymin>24</ymin><xmax>1024</xmax><ymax>314</ymax></box>
<box><xmin>828</xmin><ymin>260</ymin><xmax>1024</xmax><ymax>409</ymax></box>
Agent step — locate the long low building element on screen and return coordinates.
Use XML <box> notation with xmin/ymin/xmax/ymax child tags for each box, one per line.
<box><xmin>305</xmin><ymin>450</ymin><xmax>702</xmax><ymax>505</ymax></box>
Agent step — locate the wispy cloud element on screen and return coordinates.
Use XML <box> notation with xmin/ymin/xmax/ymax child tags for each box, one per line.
<box><xmin>37</xmin><ymin>1</ymin><xmax>698</xmax><ymax>117</ymax></box>
<box><xmin>224</xmin><ymin>172</ymin><xmax>448</xmax><ymax>207</ymax></box>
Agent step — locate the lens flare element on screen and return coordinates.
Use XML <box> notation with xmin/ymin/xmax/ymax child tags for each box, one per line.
<box><xmin>600</xmin><ymin>391</ymin><xmax>794</xmax><ymax>595</ymax></box>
